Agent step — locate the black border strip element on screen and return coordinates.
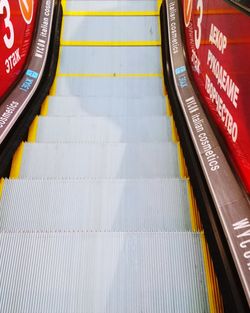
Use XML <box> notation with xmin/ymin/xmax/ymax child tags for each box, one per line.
<box><xmin>161</xmin><ymin>0</ymin><xmax>250</xmax><ymax>311</ymax></box>
<box><xmin>0</xmin><ymin>0</ymin><xmax>62</xmax><ymax>178</ymax></box>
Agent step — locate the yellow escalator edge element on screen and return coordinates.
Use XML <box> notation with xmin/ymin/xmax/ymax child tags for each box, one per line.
<box><xmin>0</xmin><ymin>178</ymin><xmax>4</xmax><ymax>199</ymax></box>
<box><xmin>27</xmin><ymin>116</ymin><xmax>39</xmax><ymax>143</ymax></box>
<box><xmin>63</xmin><ymin>11</ymin><xmax>159</xmax><ymax>17</ymax></box>
<box><xmin>61</xmin><ymin>40</ymin><xmax>161</xmax><ymax>47</ymax></box>
<box><xmin>9</xmin><ymin>142</ymin><xmax>24</xmax><ymax>179</ymax></box>
<box><xmin>157</xmin><ymin>0</ymin><xmax>162</xmax><ymax>11</ymax></box>
<box><xmin>58</xmin><ymin>73</ymin><xmax>162</xmax><ymax>78</ymax></box>
<box><xmin>40</xmin><ymin>97</ymin><xmax>49</xmax><ymax>116</ymax></box>
<box><xmin>187</xmin><ymin>179</ymin><xmax>203</xmax><ymax>231</ymax></box>
<box><xmin>201</xmin><ymin>232</ymin><xmax>224</xmax><ymax>313</ymax></box>
<box><xmin>177</xmin><ymin>142</ymin><xmax>188</xmax><ymax>178</ymax></box>
<box><xmin>166</xmin><ymin>96</ymin><xmax>173</xmax><ymax>116</ymax></box>
<box><xmin>170</xmin><ymin>116</ymin><xmax>179</xmax><ymax>143</ymax></box>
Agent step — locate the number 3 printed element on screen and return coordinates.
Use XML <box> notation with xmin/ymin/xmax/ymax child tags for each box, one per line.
<box><xmin>195</xmin><ymin>0</ymin><xmax>203</xmax><ymax>50</ymax></box>
<box><xmin>0</xmin><ymin>0</ymin><xmax>14</xmax><ymax>49</ymax></box>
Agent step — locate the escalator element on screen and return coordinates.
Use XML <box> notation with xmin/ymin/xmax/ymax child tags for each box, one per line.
<box><xmin>0</xmin><ymin>0</ymin><xmax>231</xmax><ymax>312</ymax></box>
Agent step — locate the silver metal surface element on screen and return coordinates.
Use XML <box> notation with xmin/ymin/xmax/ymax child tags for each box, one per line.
<box><xmin>20</xmin><ymin>142</ymin><xmax>179</xmax><ymax>178</ymax></box>
<box><xmin>55</xmin><ymin>77</ymin><xmax>163</xmax><ymax>97</ymax></box>
<box><xmin>60</xmin><ymin>47</ymin><xmax>161</xmax><ymax>74</ymax></box>
<box><xmin>46</xmin><ymin>96</ymin><xmax>166</xmax><ymax>116</ymax></box>
<box><xmin>0</xmin><ymin>232</ymin><xmax>209</xmax><ymax>313</ymax></box>
<box><xmin>62</xmin><ymin>16</ymin><xmax>160</xmax><ymax>42</ymax></box>
<box><xmin>0</xmin><ymin>178</ymin><xmax>191</xmax><ymax>231</ymax></box>
<box><xmin>35</xmin><ymin>116</ymin><xmax>171</xmax><ymax>142</ymax></box>
<box><xmin>64</xmin><ymin>0</ymin><xmax>158</xmax><ymax>13</ymax></box>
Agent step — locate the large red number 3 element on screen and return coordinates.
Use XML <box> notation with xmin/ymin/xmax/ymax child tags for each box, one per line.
<box><xmin>0</xmin><ymin>0</ymin><xmax>14</xmax><ymax>49</ymax></box>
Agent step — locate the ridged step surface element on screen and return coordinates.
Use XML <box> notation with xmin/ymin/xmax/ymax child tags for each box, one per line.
<box><xmin>0</xmin><ymin>232</ymin><xmax>209</xmax><ymax>313</ymax></box>
<box><xmin>45</xmin><ymin>96</ymin><xmax>166</xmax><ymax>117</ymax></box>
<box><xmin>34</xmin><ymin>116</ymin><xmax>171</xmax><ymax>143</ymax></box>
<box><xmin>19</xmin><ymin>143</ymin><xmax>179</xmax><ymax>178</ymax></box>
<box><xmin>64</xmin><ymin>0</ymin><xmax>158</xmax><ymax>13</ymax></box>
<box><xmin>55</xmin><ymin>77</ymin><xmax>163</xmax><ymax>97</ymax></box>
<box><xmin>62</xmin><ymin>16</ymin><xmax>159</xmax><ymax>42</ymax></box>
<box><xmin>0</xmin><ymin>178</ymin><xmax>191</xmax><ymax>231</ymax></box>
<box><xmin>60</xmin><ymin>46</ymin><xmax>161</xmax><ymax>74</ymax></box>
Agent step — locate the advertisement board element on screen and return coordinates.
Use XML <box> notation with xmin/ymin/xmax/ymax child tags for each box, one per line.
<box><xmin>182</xmin><ymin>0</ymin><xmax>250</xmax><ymax>192</ymax></box>
<box><xmin>0</xmin><ymin>0</ymin><xmax>39</xmax><ymax>100</ymax></box>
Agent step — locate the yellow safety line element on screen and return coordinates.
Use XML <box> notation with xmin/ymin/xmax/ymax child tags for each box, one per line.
<box><xmin>63</xmin><ymin>11</ymin><xmax>159</xmax><ymax>16</ymax></box>
<box><xmin>57</xmin><ymin>73</ymin><xmax>162</xmax><ymax>78</ymax></box>
<box><xmin>157</xmin><ymin>0</ymin><xmax>162</xmax><ymax>11</ymax></box>
<box><xmin>28</xmin><ymin>116</ymin><xmax>39</xmax><ymax>143</ymax></box>
<box><xmin>61</xmin><ymin>40</ymin><xmax>161</xmax><ymax>47</ymax></box>
<box><xmin>166</xmin><ymin>96</ymin><xmax>172</xmax><ymax>116</ymax></box>
<box><xmin>9</xmin><ymin>142</ymin><xmax>24</xmax><ymax>179</ymax></box>
<box><xmin>40</xmin><ymin>97</ymin><xmax>49</xmax><ymax>116</ymax></box>
<box><xmin>170</xmin><ymin>116</ymin><xmax>179</xmax><ymax>143</ymax></box>
<box><xmin>187</xmin><ymin>179</ymin><xmax>203</xmax><ymax>231</ymax></box>
<box><xmin>201</xmin><ymin>232</ymin><xmax>224</xmax><ymax>313</ymax></box>
<box><xmin>177</xmin><ymin>142</ymin><xmax>188</xmax><ymax>179</ymax></box>
<box><xmin>0</xmin><ymin>178</ymin><xmax>4</xmax><ymax>199</ymax></box>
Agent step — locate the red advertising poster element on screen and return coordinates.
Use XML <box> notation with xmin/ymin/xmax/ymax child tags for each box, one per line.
<box><xmin>182</xmin><ymin>0</ymin><xmax>250</xmax><ymax>192</ymax></box>
<box><xmin>0</xmin><ymin>0</ymin><xmax>39</xmax><ymax>100</ymax></box>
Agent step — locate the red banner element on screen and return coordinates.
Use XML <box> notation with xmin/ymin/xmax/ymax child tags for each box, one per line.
<box><xmin>182</xmin><ymin>0</ymin><xmax>250</xmax><ymax>192</ymax></box>
<box><xmin>0</xmin><ymin>0</ymin><xmax>38</xmax><ymax>100</ymax></box>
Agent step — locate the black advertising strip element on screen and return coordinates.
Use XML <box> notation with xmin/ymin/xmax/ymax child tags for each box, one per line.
<box><xmin>163</xmin><ymin>0</ymin><xmax>250</xmax><ymax>308</ymax></box>
<box><xmin>0</xmin><ymin>0</ymin><xmax>55</xmax><ymax>144</ymax></box>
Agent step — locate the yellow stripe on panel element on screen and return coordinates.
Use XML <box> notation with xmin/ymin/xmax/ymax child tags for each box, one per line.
<box><xmin>57</xmin><ymin>73</ymin><xmax>162</xmax><ymax>78</ymax></box>
<box><xmin>28</xmin><ymin>116</ymin><xmax>39</xmax><ymax>143</ymax></box>
<box><xmin>61</xmin><ymin>40</ymin><xmax>161</xmax><ymax>47</ymax></box>
<box><xmin>201</xmin><ymin>232</ymin><xmax>224</xmax><ymax>313</ymax></box>
<box><xmin>40</xmin><ymin>97</ymin><xmax>49</xmax><ymax>116</ymax></box>
<box><xmin>9</xmin><ymin>142</ymin><xmax>24</xmax><ymax>179</ymax></box>
<box><xmin>63</xmin><ymin>11</ymin><xmax>159</xmax><ymax>17</ymax></box>
<box><xmin>0</xmin><ymin>178</ymin><xmax>4</xmax><ymax>199</ymax></box>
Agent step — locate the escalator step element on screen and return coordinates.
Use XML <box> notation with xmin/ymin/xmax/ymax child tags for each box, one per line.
<box><xmin>60</xmin><ymin>46</ymin><xmax>161</xmax><ymax>74</ymax></box>
<box><xmin>19</xmin><ymin>142</ymin><xmax>179</xmax><ymax>178</ymax></box>
<box><xmin>55</xmin><ymin>76</ymin><xmax>163</xmax><ymax>97</ymax></box>
<box><xmin>45</xmin><ymin>95</ymin><xmax>166</xmax><ymax>117</ymax></box>
<box><xmin>62</xmin><ymin>16</ymin><xmax>159</xmax><ymax>43</ymax></box>
<box><xmin>0</xmin><ymin>178</ymin><xmax>191</xmax><ymax>231</ymax></box>
<box><xmin>64</xmin><ymin>0</ymin><xmax>158</xmax><ymax>13</ymax></box>
<box><xmin>34</xmin><ymin>116</ymin><xmax>171</xmax><ymax>143</ymax></box>
<box><xmin>0</xmin><ymin>232</ymin><xmax>209</xmax><ymax>313</ymax></box>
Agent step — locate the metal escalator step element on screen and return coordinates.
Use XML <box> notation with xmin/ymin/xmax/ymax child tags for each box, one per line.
<box><xmin>64</xmin><ymin>0</ymin><xmax>158</xmax><ymax>13</ymax></box>
<box><xmin>55</xmin><ymin>76</ymin><xmax>163</xmax><ymax>97</ymax></box>
<box><xmin>62</xmin><ymin>16</ymin><xmax>159</xmax><ymax>43</ymax></box>
<box><xmin>0</xmin><ymin>178</ymin><xmax>191</xmax><ymax>231</ymax></box>
<box><xmin>60</xmin><ymin>46</ymin><xmax>161</xmax><ymax>74</ymax></box>
<box><xmin>0</xmin><ymin>232</ymin><xmax>209</xmax><ymax>313</ymax></box>
<box><xmin>19</xmin><ymin>142</ymin><xmax>179</xmax><ymax>178</ymax></box>
<box><xmin>45</xmin><ymin>96</ymin><xmax>166</xmax><ymax>116</ymax></box>
<box><xmin>35</xmin><ymin>116</ymin><xmax>171</xmax><ymax>143</ymax></box>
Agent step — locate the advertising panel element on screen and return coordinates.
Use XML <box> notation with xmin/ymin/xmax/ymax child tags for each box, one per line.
<box><xmin>182</xmin><ymin>0</ymin><xmax>250</xmax><ymax>192</ymax></box>
<box><xmin>0</xmin><ymin>0</ymin><xmax>39</xmax><ymax>100</ymax></box>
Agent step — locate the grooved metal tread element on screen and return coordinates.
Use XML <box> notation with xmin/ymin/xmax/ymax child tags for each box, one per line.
<box><xmin>0</xmin><ymin>178</ymin><xmax>191</xmax><ymax>231</ymax></box>
<box><xmin>55</xmin><ymin>76</ymin><xmax>163</xmax><ymax>97</ymax></box>
<box><xmin>35</xmin><ymin>116</ymin><xmax>171</xmax><ymax>143</ymax></box>
<box><xmin>0</xmin><ymin>232</ymin><xmax>210</xmax><ymax>313</ymax></box>
<box><xmin>45</xmin><ymin>95</ymin><xmax>166</xmax><ymax>117</ymax></box>
<box><xmin>20</xmin><ymin>142</ymin><xmax>179</xmax><ymax>178</ymax></box>
<box><xmin>62</xmin><ymin>16</ymin><xmax>159</xmax><ymax>42</ymax></box>
<box><xmin>60</xmin><ymin>46</ymin><xmax>161</xmax><ymax>74</ymax></box>
<box><xmin>64</xmin><ymin>0</ymin><xmax>158</xmax><ymax>13</ymax></box>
